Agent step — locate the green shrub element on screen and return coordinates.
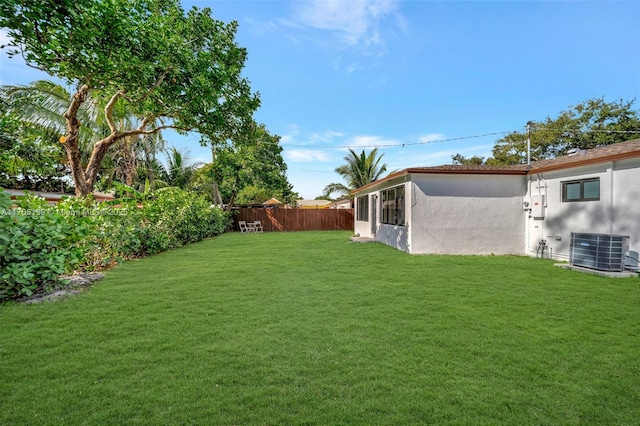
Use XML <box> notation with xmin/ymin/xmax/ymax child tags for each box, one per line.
<box><xmin>1</xmin><ymin>188</ymin><xmax>230</xmax><ymax>301</ymax></box>
<box><xmin>0</xmin><ymin>192</ymin><xmax>93</xmax><ymax>299</ymax></box>
<box><xmin>92</xmin><ymin>188</ymin><xmax>231</xmax><ymax>259</ymax></box>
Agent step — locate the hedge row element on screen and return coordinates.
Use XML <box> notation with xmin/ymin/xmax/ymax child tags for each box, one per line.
<box><xmin>0</xmin><ymin>188</ymin><xmax>231</xmax><ymax>300</ymax></box>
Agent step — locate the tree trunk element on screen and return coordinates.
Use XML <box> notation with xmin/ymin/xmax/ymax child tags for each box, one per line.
<box><xmin>62</xmin><ymin>86</ymin><xmax>168</xmax><ymax>197</ymax></box>
<box><xmin>212</xmin><ymin>180</ymin><xmax>223</xmax><ymax>206</ymax></box>
<box><xmin>62</xmin><ymin>84</ymin><xmax>92</xmax><ymax>197</ymax></box>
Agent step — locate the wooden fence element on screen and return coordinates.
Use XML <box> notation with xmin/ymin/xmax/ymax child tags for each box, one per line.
<box><xmin>234</xmin><ymin>208</ymin><xmax>354</xmax><ymax>232</ymax></box>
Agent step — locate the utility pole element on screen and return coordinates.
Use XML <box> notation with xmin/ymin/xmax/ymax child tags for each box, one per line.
<box><xmin>526</xmin><ymin>121</ymin><xmax>533</xmax><ymax>166</ymax></box>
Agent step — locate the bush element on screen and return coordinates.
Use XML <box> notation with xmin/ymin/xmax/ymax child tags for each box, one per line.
<box><xmin>0</xmin><ymin>192</ymin><xmax>93</xmax><ymax>299</ymax></box>
<box><xmin>91</xmin><ymin>188</ymin><xmax>231</xmax><ymax>260</ymax></box>
<box><xmin>0</xmin><ymin>188</ymin><xmax>231</xmax><ymax>301</ymax></box>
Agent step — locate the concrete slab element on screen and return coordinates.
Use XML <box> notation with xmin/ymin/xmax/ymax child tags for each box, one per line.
<box><xmin>555</xmin><ymin>263</ymin><xmax>639</xmax><ymax>278</ymax></box>
<box><xmin>350</xmin><ymin>236</ymin><xmax>376</xmax><ymax>243</ymax></box>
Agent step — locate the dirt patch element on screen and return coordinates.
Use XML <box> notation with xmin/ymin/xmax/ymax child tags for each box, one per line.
<box><xmin>18</xmin><ymin>272</ymin><xmax>104</xmax><ymax>304</ymax></box>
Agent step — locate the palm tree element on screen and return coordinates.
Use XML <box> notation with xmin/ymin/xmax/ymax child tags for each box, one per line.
<box><xmin>323</xmin><ymin>148</ymin><xmax>388</xmax><ymax>197</ymax></box>
<box><xmin>162</xmin><ymin>147</ymin><xmax>202</xmax><ymax>189</ymax></box>
<box><xmin>1</xmin><ymin>80</ymin><xmax>104</xmax><ymax>165</ymax></box>
<box><xmin>2</xmin><ymin>80</ymin><xmax>168</xmax><ymax>194</ymax></box>
<box><xmin>0</xmin><ymin>80</ymin><xmax>105</xmax><ymax>191</ymax></box>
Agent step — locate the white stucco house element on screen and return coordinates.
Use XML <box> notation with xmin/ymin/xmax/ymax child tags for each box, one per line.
<box><xmin>352</xmin><ymin>138</ymin><xmax>640</xmax><ymax>266</ymax></box>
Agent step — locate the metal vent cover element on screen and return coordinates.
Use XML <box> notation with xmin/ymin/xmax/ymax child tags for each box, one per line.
<box><xmin>570</xmin><ymin>233</ymin><xmax>629</xmax><ymax>272</ymax></box>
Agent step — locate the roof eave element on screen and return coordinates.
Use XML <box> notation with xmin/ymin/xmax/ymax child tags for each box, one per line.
<box><xmin>529</xmin><ymin>150</ymin><xmax>640</xmax><ymax>174</ymax></box>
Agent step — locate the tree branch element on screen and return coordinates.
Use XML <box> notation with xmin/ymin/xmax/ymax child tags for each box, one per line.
<box><xmin>104</xmin><ymin>90</ymin><xmax>126</xmax><ymax>133</ymax></box>
<box><xmin>136</xmin><ymin>70</ymin><xmax>169</xmax><ymax>103</ymax></box>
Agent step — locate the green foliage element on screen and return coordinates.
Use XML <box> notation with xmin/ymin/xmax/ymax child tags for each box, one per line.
<box><xmin>0</xmin><ymin>192</ymin><xmax>93</xmax><ymax>299</ymax></box>
<box><xmin>161</xmin><ymin>147</ymin><xmax>199</xmax><ymax>189</ymax></box>
<box><xmin>454</xmin><ymin>98</ymin><xmax>640</xmax><ymax>166</ymax></box>
<box><xmin>86</xmin><ymin>188</ymin><xmax>231</xmax><ymax>264</ymax></box>
<box><xmin>0</xmin><ymin>0</ymin><xmax>260</xmax><ymax>195</ymax></box>
<box><xmin>451</xmin><ymin>153</ymin><xmax>486</xmax><ymax>165</ymax></box>
<box><xmin>0</xmin><ymin>93</ymin><xmax>73</xmax><ymax>191</ymax></box>
<box><xmin>324</xmin><ymin>148</ymin><xmax>388</xmax><ymax>196</ymax></box>
<box><xmin>201</xmin><ymin>123</ymin><xmax>297</xmax><ymax>207</ymax></box>
<box><xmin>235</xmin><ymin>185</ymin><xmax>269</xmax><ymax>205</ymax></box>
<box><xmin>0</xmin><ymin>188</ymin><xmax>230</xmax><ymax>300</ymax></box>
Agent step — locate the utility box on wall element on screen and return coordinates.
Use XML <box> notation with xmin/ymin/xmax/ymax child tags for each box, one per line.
<box><xmin>531</xmin><ymin>195</ymin><xmax>545</xmax><ymax>219</ymax></box>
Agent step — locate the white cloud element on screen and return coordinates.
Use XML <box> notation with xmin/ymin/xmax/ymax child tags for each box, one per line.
<box><xmin>280</xmin><ymin>126</ymin><xmax>344</xmax><ymax>146</ymax></box>
<box><xmin>308</xmin><ymin>130</ymin><xmax>344</xmax><ymax>143</ymax></box>
<box><xmin>286</xmin><ymin>149</ymin><xmax>330</xmax><ymax>162</ymax></box>
<box><xmin>0</xmin><ymin>29</ymin><xmax>13</xmax><ymax>47</ymax></box>
<box><xmin>288</xmin><ymin>0</ymin><xmax>402</xmax><ymax>51</ymax></box>
<box><xmin>346</xmin><ymin>135</ymin><xmax>400</xmax><ymax>148</ymax></box>
<box><xmin>417</xmin><ymin>133</ymin><xmax>446</xmax><ymax>144</ymax></box>
<box><xmin>279</xmin><ymin>134</ymin><xmax>295</xmax><ymax>144</ymax></box>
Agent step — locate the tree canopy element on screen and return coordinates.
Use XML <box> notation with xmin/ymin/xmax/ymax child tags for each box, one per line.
<box><xmin>0</xmin><ymin>0</ymin><xmax>260</xmax><ymax>195</ymax></box>
<box><xmin>0</xmin><ymin>83</ymin><xmax>74</xmax><ymax>191</ymax></box>
<box><xmin>452</xmin><ymin>98</ymin><xmax>640</xmax><ymax>166</ymax></box>
<box><xmin>194</xmin><ymin>123</ymin><xmax>297</xmax><ymax>208</ymax></box>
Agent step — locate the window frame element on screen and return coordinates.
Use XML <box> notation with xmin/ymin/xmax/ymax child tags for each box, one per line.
<box><xmin>561</xmin><ymin>177</ymin><xmax>600</xmax><ymax>202</ymax></box>
<box><xmin>356</xmin><ymin>195</ymin><xmax>369</xmax><ymax>221</ymax></box>
<box><xmin>380</xmin><ymin>185</ymin><xmax>405</xmax><ymax>226</ymax></box>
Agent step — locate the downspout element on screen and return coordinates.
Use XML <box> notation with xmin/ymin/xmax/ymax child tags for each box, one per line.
<box><xmin>538</xmin><ymin>173</ymin><xmax>547</xmax><ymax>244</ymax></box>
<box><xmin>609</xmin><ymin>163</ymin><xmax>614</xmax><ymax>235</ymax></box>
<box><xmin>538</xmin><ymin>174</ymin><xmax>547</xmax><ymax>205</ymax></box>
<box><xmin>405</xmin><ymin>174</ymin><xmax>411</xmax><ymax>253</ymax></box>
<box><xmin>526</xmin><ymin>121</ymin><xmax>532</xmax><ymax>166</ymax></box>
<box><xmin>525</xmin><ymin>177</ymin><xmax>532</xmax><ymax>256</ymax></box>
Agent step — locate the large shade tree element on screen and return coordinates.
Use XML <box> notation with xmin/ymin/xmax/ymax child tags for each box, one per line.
<box><xmin>194</xmin><ymin>123</ymin><xmax>296</xmax><ymax>208</ymax></box>
<box><xmin>323</xmin><ymin>148</ymin><xmax>388</xmax><ymax>197</ymax></box>
<box><xmin>453</xmin><ymin>98</ymin><xmax>640</xmax><ymax>165</ymax></box>
<box><xmin>0</xmin><ymin>0</ymin><xmax>260</xmax><ymax>196</ymax></box>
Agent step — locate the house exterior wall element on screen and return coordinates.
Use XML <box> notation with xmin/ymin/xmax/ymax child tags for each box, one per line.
<box><xmin>410</xmin><ymin>174</ymin><xmax>526</xmax><ymax>254</ymax></box>
<box><xmin>352</xmin><ymin>150</ymin><xmax>639</xmax><ymax>264</ymax></box>
<box><xmin>376</xmin><ymin>180</ymin><xmax>410</xmax><ymax>253</ymax></box>
<box><xmin>354</xmin><ymin>204</ymin><xmax>372</xmax><ymax>237</ymax></box>
<box><xmin>526</xmin><ymin>158</ymin><xmax>640</xmax><ymax>262</ymax></box>
<box><xmin>353</xmin><ymin>174</ymin><xmax>526</xmax><ymax>255</ymax></box>
<box><xmin>353</xmin><ymin>177</ymin><xmax>410</xmax><ymax>252</ymax></box>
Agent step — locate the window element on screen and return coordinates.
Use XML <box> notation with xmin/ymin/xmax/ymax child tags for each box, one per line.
<box><xmin>562</xmin><ymin>178</ymin><xmax>600</xmax><ymax>202</ymax></box>
<box><xmin>356</xmin><ymin>195</ymin><xmax>369</xmax><ymax>221</ymax></box>
<box><xmin>381</xmin><ymin>185</ymin><xmax>405</xmax><ymax>226</ymax></box>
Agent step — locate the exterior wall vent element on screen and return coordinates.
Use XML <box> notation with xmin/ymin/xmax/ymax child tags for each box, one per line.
<box><xmin>570</xmin><ymin>233</ymin><xmax>630</xmax><ymax>272</ymax></box>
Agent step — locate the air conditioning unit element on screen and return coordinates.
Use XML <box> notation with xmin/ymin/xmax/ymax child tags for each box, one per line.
<box><xmin>570</xmin><ymin>233</ymin><xmax>630</xmax><ymax>272</ymax></box>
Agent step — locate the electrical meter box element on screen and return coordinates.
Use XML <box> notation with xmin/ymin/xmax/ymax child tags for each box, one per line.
<box><xmin>531</xmin><ymin>195</ymin><xmax>545</xmax><ymax>219</ymax></box>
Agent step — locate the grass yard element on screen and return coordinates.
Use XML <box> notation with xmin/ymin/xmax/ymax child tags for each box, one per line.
<box><xmin>1</xmin><ymin>231</ymin><xmax>639</xmax><ymax>425</ymax></box>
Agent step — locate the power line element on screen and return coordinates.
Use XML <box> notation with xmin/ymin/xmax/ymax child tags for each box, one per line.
<box><xmin>281</xmin><ymin>130</ymin><xmax>515</xmax><ymax>150</ymax></box>
<box><xmin>531</xmin><ymin>127</ymin><xmax>640</xmax><ymax>134</ymax></box>
<box><xmin>281</xmin><ymin>127</ymin><xmax>640</xmax><ymax>150</ymax></box>
<box><xmin>169</xmin><ymin>126</ymin><xmax>640</xmax><ymax>152</ymax></box>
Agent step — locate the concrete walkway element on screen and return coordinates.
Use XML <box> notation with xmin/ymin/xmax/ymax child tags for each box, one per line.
<box><xmin>350</xmin><ymin>236</ymin><xmax>376</xmax><ymax>243</ymax></box>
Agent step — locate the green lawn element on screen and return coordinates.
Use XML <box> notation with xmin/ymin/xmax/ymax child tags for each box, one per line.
<box><xmin>1</xmin><ymin>231</ymin><xmax>639</xmax><ymax>425</ymax></box>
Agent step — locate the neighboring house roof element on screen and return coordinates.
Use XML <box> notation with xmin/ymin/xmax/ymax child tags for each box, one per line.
<box><xmin>352</xmin><ymin>138</ymin><xmax>640</xmax><ymax>194</ymax></box>
<box><xmin>327</xmin><ymin>198</ymin><xmax>353</xmax><ymax>209</ymax></box>
<box><xmin>4</xmin><ymin>189</ymin><xmax>115</xmax><ymax>203</ymax></box>
<box><xmin>296</xmin><ymin>199</ymin><xmax>332</xmax><ymax>209</ymax></box>
<box><xmin>263</xmin><ymin>197</ymin><xmax>283</xmax><ymax>205</ymax></box>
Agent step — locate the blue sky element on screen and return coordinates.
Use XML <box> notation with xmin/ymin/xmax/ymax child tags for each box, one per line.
<box><xmin>1</xmin><ymin>0</ymin><xmax>639</xmax><ymax>199</ymax></box>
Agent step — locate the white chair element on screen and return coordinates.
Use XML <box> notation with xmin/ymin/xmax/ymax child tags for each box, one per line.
<box><xmin>253</xmin><ymin>221</ymin><xmax>264</xmax><ymax>233</ymax></box>
<box><xmin>239</xmin><ymin>221</ymin><xmax>250</xmax><ymax>233</ymax></box>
